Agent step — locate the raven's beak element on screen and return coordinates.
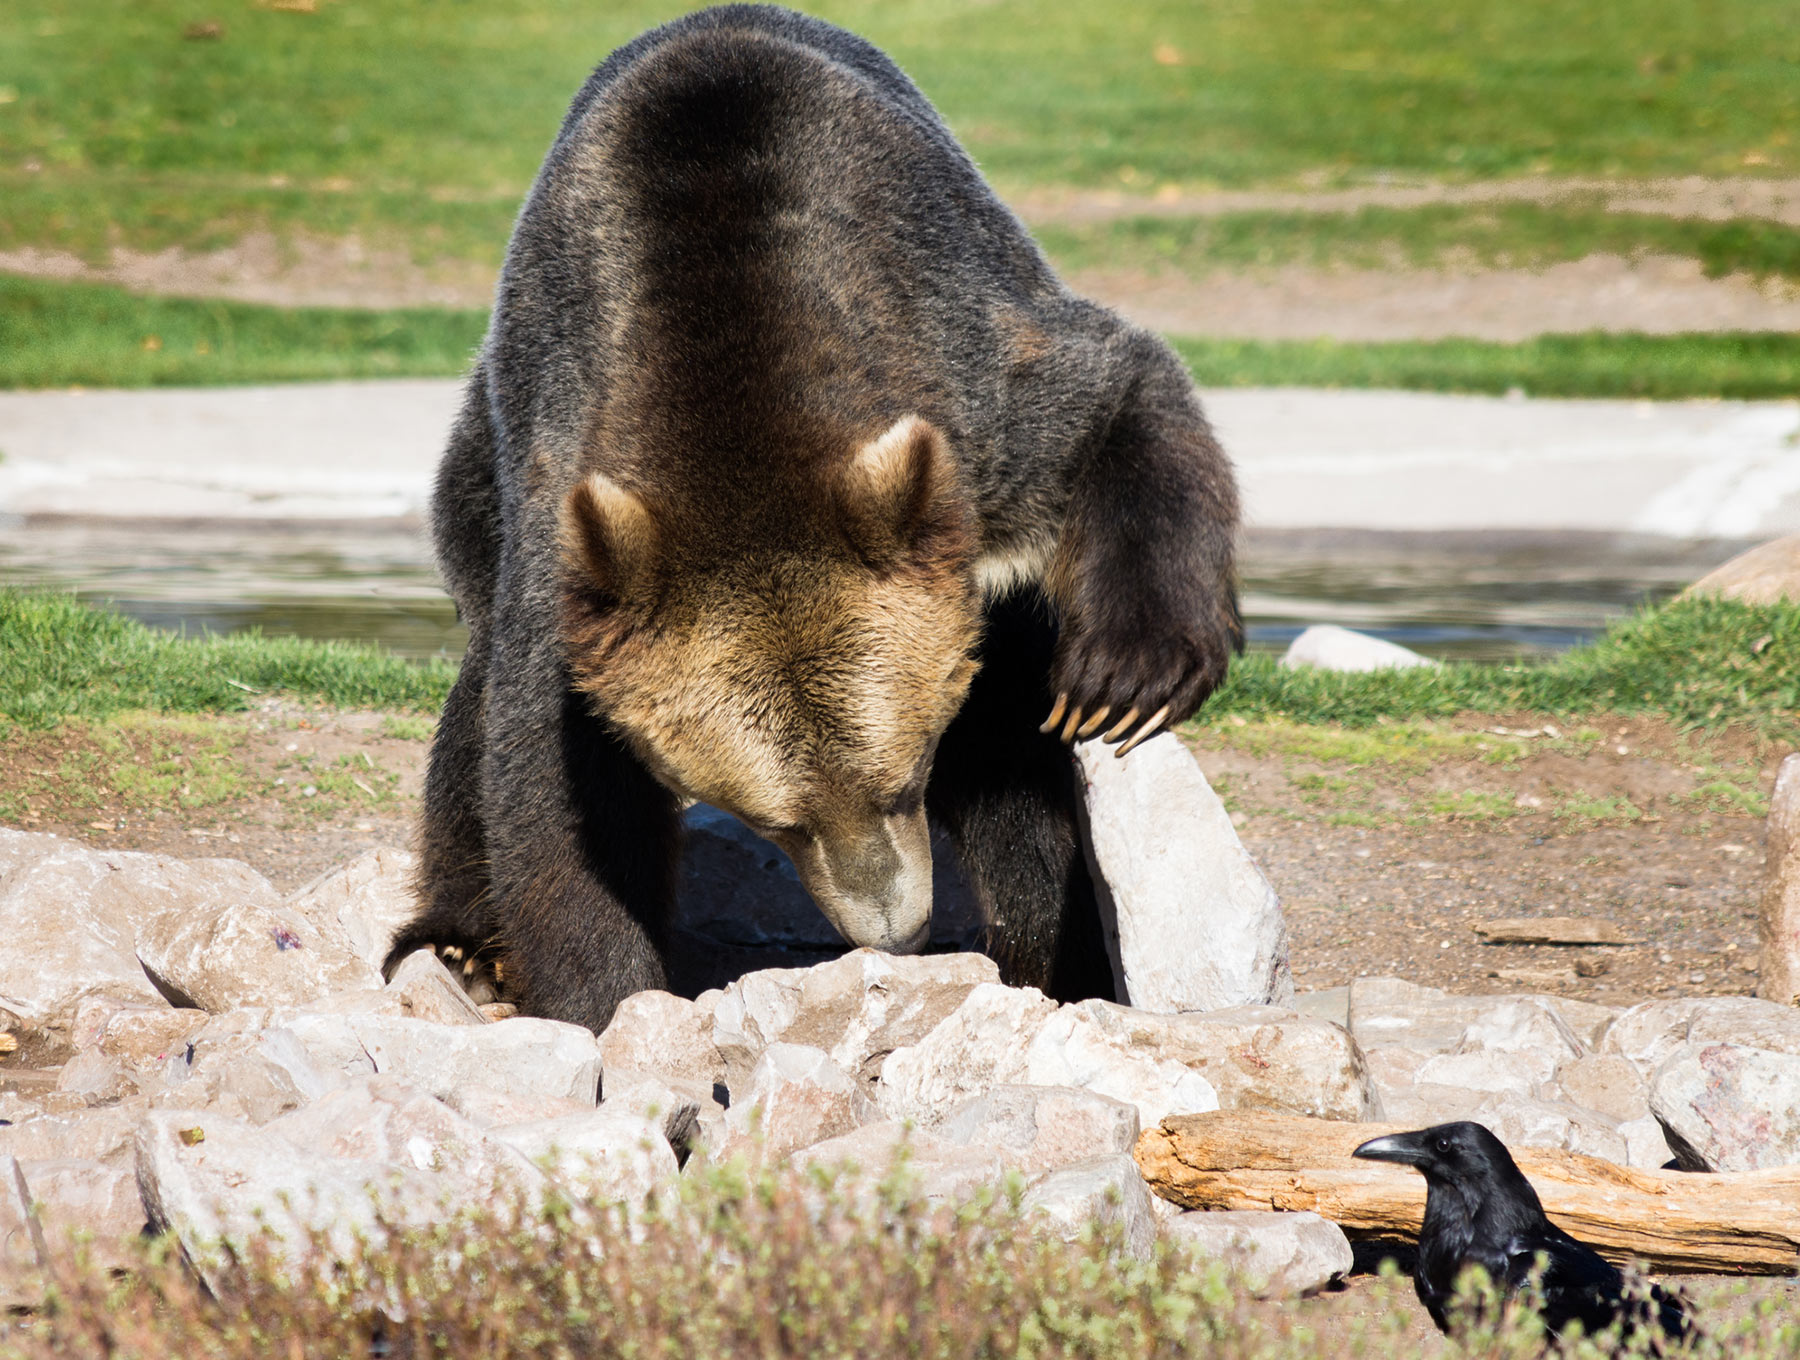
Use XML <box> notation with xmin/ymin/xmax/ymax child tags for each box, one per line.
<box><xmin>1352</xmin><ymin>1132</ymin><xmax>1430</xmax><ymax>1167</ymax></box>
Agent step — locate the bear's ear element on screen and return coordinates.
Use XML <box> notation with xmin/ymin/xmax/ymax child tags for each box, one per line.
<box><xmin>839</xmin><ymin>415</ymin><xmax>971</xmax><ymax>567</ymax></box>
<box><xmin>559</xmin><ymin>472</ymin><xmax>658</xmax><ymax>604</ymax></box>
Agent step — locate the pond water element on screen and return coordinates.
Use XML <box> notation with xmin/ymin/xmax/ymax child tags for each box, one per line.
<box><xmin>0</xmin><ymin>520</ymin><xmax>1746</xmax><ymax>663</ymax></box>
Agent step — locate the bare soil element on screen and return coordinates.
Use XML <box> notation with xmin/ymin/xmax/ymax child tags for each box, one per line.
<box><xmin>6</xmin><ymin>177</ymin><xmax>1800</xmax><ymax>338</ymax></box>
<box><xmin>2</xmin><ymin>705</ymin><xmax>1782</xmax><ymax>1009</ymax></box>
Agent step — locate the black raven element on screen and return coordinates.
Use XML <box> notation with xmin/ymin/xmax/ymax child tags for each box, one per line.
<box><xmin>1353</xmin><ymin>1121</ymin><xmax>1690</xmax><ymax>1344</ymax></box>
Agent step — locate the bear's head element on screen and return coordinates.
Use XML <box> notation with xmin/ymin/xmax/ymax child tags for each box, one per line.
<box><xmin>558</xmin><ymin>415</ymin><xmax>981</xmax><ymax>953</ymax></box>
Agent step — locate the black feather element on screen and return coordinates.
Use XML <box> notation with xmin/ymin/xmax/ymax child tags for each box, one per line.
<box><xmin>1353</xmin><ymin>1121</ymin><xmax>1690</xmax><ymax>1344</ymax></box>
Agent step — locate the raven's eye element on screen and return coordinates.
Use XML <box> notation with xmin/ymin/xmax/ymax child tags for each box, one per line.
<box><xmin>1436</xmin><ymin>1137</ymin><xmax>1451</xmax><ymax>1152</ymax></box>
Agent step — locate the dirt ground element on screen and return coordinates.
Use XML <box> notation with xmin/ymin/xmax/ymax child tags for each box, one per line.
<box><xmin>6</xmin><ymin>176</ymin><xmax>1800</xmax><ymax>337</ymax></box>
<box><xmin>1</xmin><ymin>702</ymin><xmax>1781</xmax><ymax>1009</ymax></box>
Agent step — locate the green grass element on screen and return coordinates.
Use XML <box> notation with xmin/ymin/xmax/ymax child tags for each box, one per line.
<box><xmin>3</xmin><ymin>0</ymin><xmax>1797</xmax><ymax>268</ymax></box>
<box><xmin>1171</xmin><ymin>332</ymin><xmax>1800</xmax><ymax>400</ymax></box>
<box><xmin>9</xmin><ymin>275</ymin><xmax>1799</xmax><ymax>397</ymax></box>
<box><xmin>0</xmin><ymin>275</ymin><xmax>484</xmax><ymax>388</ymax></box>
<box><xmin>1201</xmin><ymin>594</ymin><xmax>1800</xmax><ymax>737</ymax></box>
<box><xmin>1039</xmin><ymin>204</ymin><xmax>1800</xmax><ymax>284</ymax></box>
<box><xmin>0</xmin><ymin>588</ymin><xmax>454</xmax><ymax>728</ymax></box>
<box><xmin>5</xmin><ymin>590</ymin><xmax>1797</xmax><ymax>745</ymax></box>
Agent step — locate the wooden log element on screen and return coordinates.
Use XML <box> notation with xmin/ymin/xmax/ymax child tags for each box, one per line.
<box><xmin>1135</xmin><ymin>1111</ymin><xmax>1800</xmax><ymax>1275</ymax></box>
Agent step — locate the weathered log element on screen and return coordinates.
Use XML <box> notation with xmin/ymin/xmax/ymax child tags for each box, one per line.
<box><xmin>1135</xmin><ymin>1111</ymin><xmax>1800</xmax><ymax>1275</ymax></box>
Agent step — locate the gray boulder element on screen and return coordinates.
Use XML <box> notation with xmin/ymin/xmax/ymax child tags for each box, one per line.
<box><xmin>933</xmin><ymin>1085</ymin><xmax>1140</xmax><ymax>1176</ymax></box>
<box><xmin>1650</xmin><ymin>1042</ymin><xmax>1800</xmax><ymax>1172</ymax></box>
<box><xmin>875</xmin><ymin>983</ymin><xmax>1060</xmax><ymax>1123</ymax></box>
<box><xmin>598</xmin><ymin>990</ymin><xmax>725</xmax><ymax>1089</ymax></box>
<box><xmin>1075</xmin><ymin>734</ymin><xmax>1292</xmax><ymax>1012</ymax></box>
<box><xmin>1603</xmin><ymin>996</ymin><xmax>1800</xmax><ymax>1080</ymax></box>
<box><xmin>714</xmin><ymin>950</ymin><xmax>1001</xmax><ymax>1093</ymax></box>
<box><xmin>285</xmin><ymin>846</ymin><xmax>419</xmax><ymax>973</ymax></box>
<box><xmin>1020</xmin><ymin>1153</ymin><xmax>1158</xmax><ymax>1260</ymax></box>
<box><xmin>1162</xmin><ymin>1209</ymin><xmax>1353</xmax><ymax>1296</ymax></box>
<box><xmin>715</xmin><ymin>1043</ymin><xmax>876</xmax><ymax>1168</ymax></box>
<box><xmin>1760</xmin><ymin>752</ymin><xmax>1800</xmax><ymax>1007</ymax></box>
<box><xmin>1280</xmin><ymin>625</ymin><xmax>1437</xmax><ymax>673</ymax></box>
<box><xmin>489</xmin><ymin>1108</ymin><xmax>678</xmax><ymax>1209</ymax></box>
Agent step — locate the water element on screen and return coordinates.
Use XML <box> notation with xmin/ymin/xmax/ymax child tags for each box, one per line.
<box><xmin>0</xmin><ymin>519</ymin><xmax>1747</xmax><ymax>663</ymax></box>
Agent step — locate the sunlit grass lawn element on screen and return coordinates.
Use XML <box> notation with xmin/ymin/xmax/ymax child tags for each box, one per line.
<box><xmin>3</xmin><ymin>0</ymin><xmax>1797</xmax><ymax>269</ymax></box>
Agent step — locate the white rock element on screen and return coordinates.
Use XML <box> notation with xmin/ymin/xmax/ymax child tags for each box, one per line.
<box><xmin>0</xmin><ymin>831</ymin><xmax>247</xmax><ymax>1043</ymax></box>
<box><xmin>597</xmin><ymin>990</ymin><xmax>725</xmax><ymax>1090</ymax></box>
<box><xmin>490</xmin><ymin>1108</ymin><xmax>678</xmax><ymax>1209</ymax></box>
<box><xmin>1551</xmin><ymin>1053</ymin><xmax>1651</xmax><ymax>1124</ymax></box>
<box><xmin>1603</xmin><ymin>996</ymin><xmax>1800</xmax><ymax>1080</ymax></box>
<box><xmin>678</xmin><ymin>807</ymin><xmax>981</xmax><ymax>952</ymax></box>
<box><xmin>1280</xmin><ymin>625</ymin><xmax>1438</xmax><ymax>673</ymax></box>
<box><xmin>1162</xmin><ymin>1209</ymin><xmax>1354</xmax><ymax>1296</ymax></box>
<box><xmin>72</xmin><ymin>999</ymin><xmax>208</xmax><ymax>1073</ymax></box>
<box><xmin>1023</xmin><ymin>1001</ymin><xmax>1373</xmax><ymax>1128</ymax></box>
<box><xmin>599</xmin><ymin>1068</ymin><xmax>715</xmax><ymax>1152</ymax></box>
<box><xmin>933</xmin><ymin>1085</ymin><xmax>1139</xmax><ymax>1176</ymax></box>
<box><xmin>443</xmin><ymin>1084</ymin><xmax>596</xmax><ymax>1129</ymax></box>
<box><xmin>54</xmin><ymin>1049</ymin><xmax>135</xmax><ymax>1105</ymax></box>
<box><xmin>1617</xmin><ymin>1114</ymin><xmax>1675</xmax><ymax>1170</ymax></box>
<box><xmin>875</xmin><ymin>983</ymin><xmax>1058</xmax><ymax>1123</ymax></box>
<box><xmin>285</xmin><ymin>846</ymin><xmax>419</xmax><ymax>972</ymax></box>
<box><xmin>135</xmin><ymin>1109</ymin><xmax>465</xmax><ymax>1278</ymax></box>
<box><xmin>1413</xmin><ymin>1049</ymin><xmax>1557</xmax><ymax>1098</ymax></box>
<box><xmin>0</xmin><ymin>1107</ymin><xmax>145</xmax><ymax>1166</ymax></box>
<box><xmin>790</xmin><ymin>1121</ymin><xmax>1007</xmax><ymax>1213</ymax></box>
<box><xmin>280</xmin><ymin>1012</ymin><xmax>604</xmax><ymax>1107</ymax></box>
<box><xmin>1649</xmin><ymin>1041</ymin><xmax>1800</xmax><ymax>1172</ymax></box>
<box><xmin>18</xmin><ymin>1158</ymin><xmax>147</xmax><ymax>1268</ymax></box>
<box><xmin>1074</xmin><ymin>734</ymin><xmax>1292</xmax><ymax>1012</ymax></box>
<box><xmin>135</xmin><ymin>879</ymin><xmax>381</xmax><ymax>1013</ymax></box>
<box><xmin>0</xmin><ymin>1157</ymin><xmax>45</xmax><ymax>1308</ymax></box>
<box><xmin>1463</xmin><ymin>1094</ymin><xmax>1629</xmax><ymax>1165</ymax></box>
<box><xmin>716</xmin><ymin>1044</ymin><xmax>876</xmax><ymax>1168</ymax></box>
<box><xmin>262</xmin><ymin>1076</ymin><xmax>547</xmax><ymax>1192</ymax></box>
<box><xmin>385</xmin><ymin>949</ymin><xmax>488</xmax><ymax>1025</ymax></box>
<box><xmin>151</xmin><ymin>1015</ymin><xmax>333</xmax><ymax>1124</ymax></box>
<box><xmin>716</xmin><ymin>950</ymin><xmax>1002</xmax><ymax>1093</ymax></box>
<box><xmin>1020</xmin><ymin>1153</ymin><xmax>1157</xmax><ymax>1260</ymax></box>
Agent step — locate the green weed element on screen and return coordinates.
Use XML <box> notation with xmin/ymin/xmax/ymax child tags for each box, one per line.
<box><xmin>0</xmin><ymin>588</ymin><xmax>454</xmax><ymax>729</ymax></box>
<box><xmin>379</xmin><ymin>713</ymin><xmax>437</xmax><ymax>742</ymax></box>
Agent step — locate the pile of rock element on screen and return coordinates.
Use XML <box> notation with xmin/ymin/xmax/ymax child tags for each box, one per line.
<box><xmin>6</xmin><ymin>713</ymin><xmax>1800</xmax><ymax>1308</ymax></box>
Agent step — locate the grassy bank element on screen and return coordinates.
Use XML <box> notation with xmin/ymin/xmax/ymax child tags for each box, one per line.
<box><xmin>3</xmin><ymin>0</ymin><xmax>1796</xmax><ymax>268</ymax></box>
<box><xmin>1040</xmin><ymin>204</ymin><xmax>1800</xmax><ymax>286</ymax></box>
<box><xmin>0</xmin><ymin>589</ymin><xmax>454</xmax><ymax>727</ymax></box>
<box><xmin>7</xmin><ymin>276</ymin><xmax>1799</xmax><ymax>398</ymax></box>
<box><xmin>0</xmin><ymin>275</ymin><xmax>485</xmax><ymax>388</ymax></box>
<box><xmin>4</xmin><ymin>590</ymin><xmax>1795</xmax><ymax>740</ymax></box>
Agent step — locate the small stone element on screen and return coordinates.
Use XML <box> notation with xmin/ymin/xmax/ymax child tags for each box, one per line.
<box><xmin>136</xmin><ymin>891</ymin><xmax>380</xmax><ymax>1013</ymax></box>
<box><xmin>1279</xmin><ymin>625</ymin><xmax>1437</xmax><ymax>674</ymax></box>
<box><xmin>1617</xmin><ymin>1114</ymin><xmax>1675</xmax><ymax>1170</ymax></box>
<box><xmin>1551</xmin><ymin>1054</ymin><xmax>1651</xmax><ymax>1124</ymax></box>
<box><xmin>385</xmin><ymin>949</ymin><xmax>488</xmax><ymax>1026</ymax></box>
<box><xmin>1475</xmin><ymin>918</ymin><xmax>1643</xmax><ymax>946</ymax></box>
<box><xmin>1074</xmin><ymin>735</ymin><xmax>1292</xmax><ymax>1012</ymax></box>
<box><xmin>1020</xmin><ymin>1153</ymin><xmax>1157</xmax><ymax>1260</ymax></box>
<box><xmin>1758</xmin><ymin>753</ymin><xmax>1800</xmax><ymax>1007</ymax></box>
<box><xmin>1162</xmin><ymin>1210</ymin><xmax>1353</xmax><ymax>1296</ymax></box>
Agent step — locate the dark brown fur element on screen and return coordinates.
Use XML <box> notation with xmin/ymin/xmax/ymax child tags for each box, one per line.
<box><xmin>386</xmin><ymin>6</ymin><xmax>1241</xmax><ymax>1032</ymax></box>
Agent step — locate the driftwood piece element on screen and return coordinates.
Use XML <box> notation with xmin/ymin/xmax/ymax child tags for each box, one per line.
<box><xmin>1474</xmin><ymin>917</ymin><xmax>1643</xmax><ymax>946</ymax></box>
<box><xmin>1135</xmin><ymin>1112</ymin><xmax>1800</xmax><ymax>1275</ymax></box>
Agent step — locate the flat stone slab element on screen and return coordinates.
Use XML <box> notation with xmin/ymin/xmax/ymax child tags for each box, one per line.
<box><xmin>1475</xmin><ymin>918</ymin><xmax>1645</xmax><ymax>946</ymax></box>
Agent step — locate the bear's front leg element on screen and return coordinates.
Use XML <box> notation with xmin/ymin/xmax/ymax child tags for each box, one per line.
<box><xmin>481</xmin><ymin>615</ymin><xmax>682</xmax><ymax>1033</ymax></box>
<box><xmin>1043</xmin><ymin>342</ymin><xmax>1243</xmax><ymax>755</ymax></box>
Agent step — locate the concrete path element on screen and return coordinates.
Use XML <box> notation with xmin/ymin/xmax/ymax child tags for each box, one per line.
<box><xmin>1</xmin><ymin>380</ymin><xmax>1797</xmax><ymax>538</ymax></box>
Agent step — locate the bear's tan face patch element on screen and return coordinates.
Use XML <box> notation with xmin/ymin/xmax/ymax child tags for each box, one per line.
<box><xmin>567</xmin><ymin>551</ymin><xmax>979</xmax><ymax>950</ymax></box>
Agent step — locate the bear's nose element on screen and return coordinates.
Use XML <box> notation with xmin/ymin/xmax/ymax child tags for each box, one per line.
<box><xmin>799</xmin><ymin>812</ymin><xmax>934</xmax><ymax>953</ymax></box>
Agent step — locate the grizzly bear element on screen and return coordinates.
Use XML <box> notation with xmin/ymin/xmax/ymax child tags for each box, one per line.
<box><xmin>385</xmin><ymin>4</ymin><xmax>1242</xmax><ymax>1032</ymax></box>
